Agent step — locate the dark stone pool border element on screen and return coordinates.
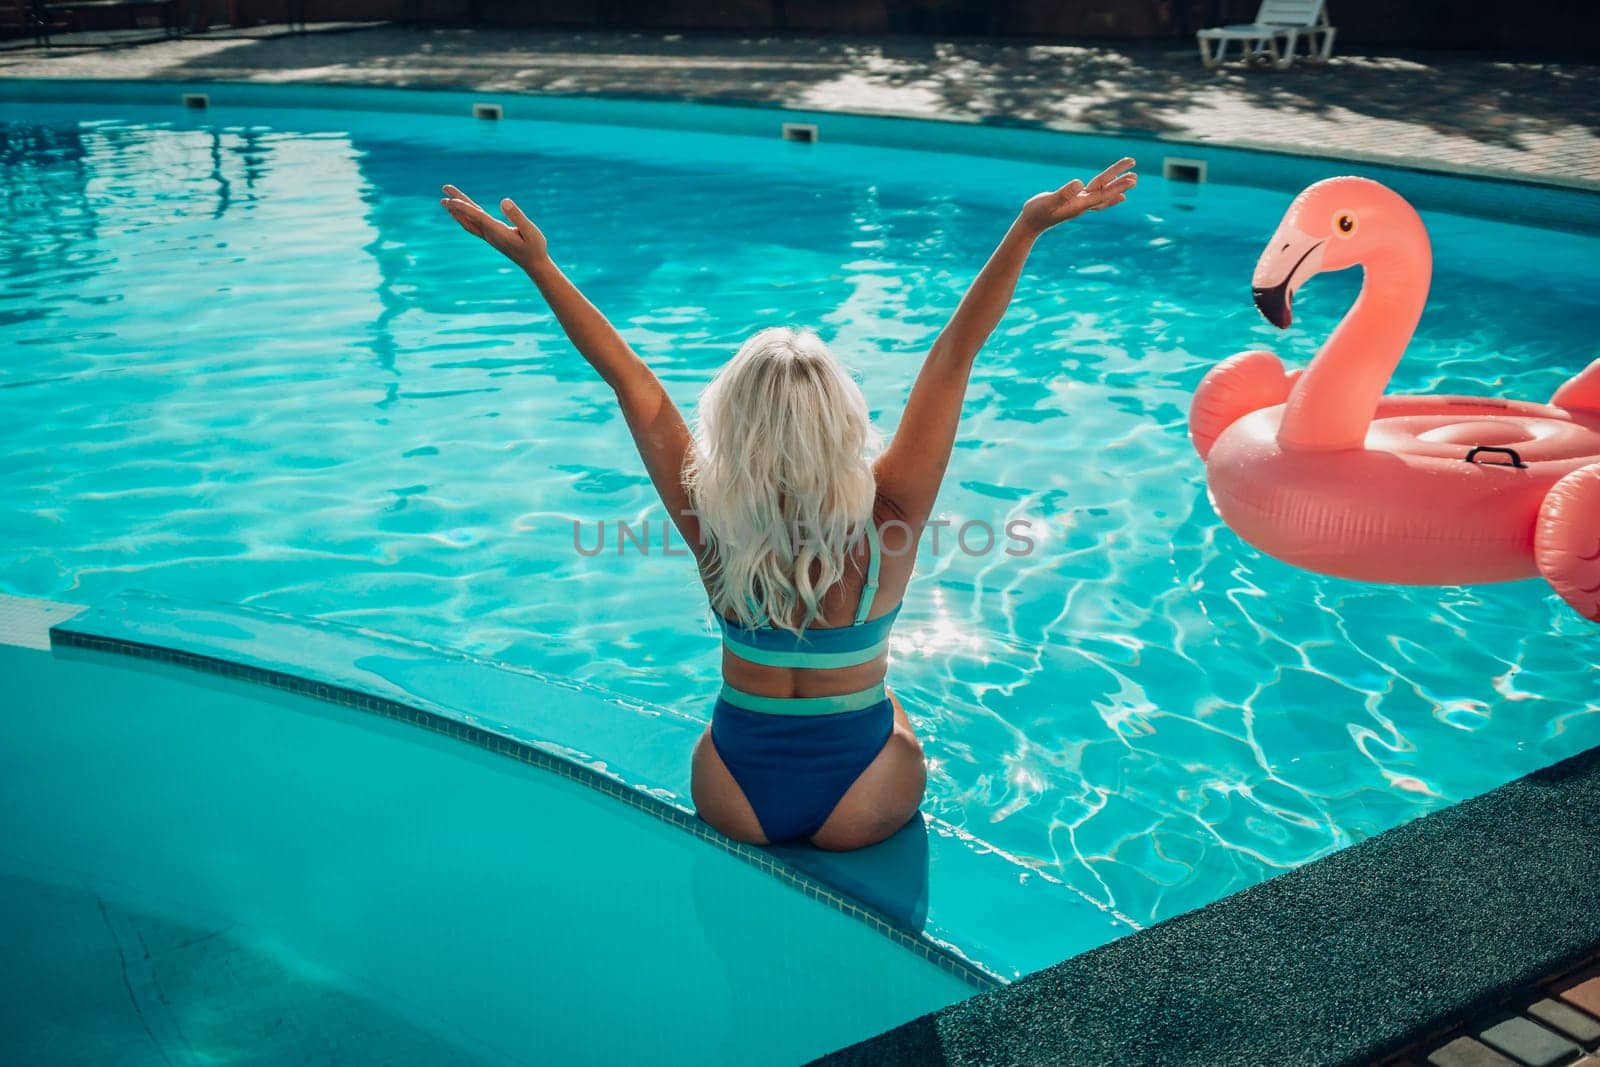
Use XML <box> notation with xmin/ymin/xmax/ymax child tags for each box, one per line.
<box><xmin>817</xmin><ymin>740</ymin><xmax>1600</xmax><ymax>1066</ymax></box>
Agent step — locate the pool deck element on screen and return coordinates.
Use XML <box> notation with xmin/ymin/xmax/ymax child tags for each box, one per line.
<box><xmin>0</xmin><ymin>23</ymin><xmax>1596</xmax><ymax>192</ymax></box>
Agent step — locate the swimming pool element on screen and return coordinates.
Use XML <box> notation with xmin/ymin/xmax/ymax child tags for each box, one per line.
<box><xmin>2</xmin><ymin>80</ymin><xmax>1597</xmax><ymax>957</ymax></box>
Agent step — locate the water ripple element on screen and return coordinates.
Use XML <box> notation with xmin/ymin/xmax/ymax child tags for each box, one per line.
<box><xmin>3</xmin><ymin>109</ymin><xmax>1597</xmax><ymax>931</ymax></box>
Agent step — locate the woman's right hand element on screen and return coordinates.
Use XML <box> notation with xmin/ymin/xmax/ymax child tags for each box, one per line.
<box><xmin>440</xmin><ymin>184</ymin><xmax>549</xmax><ymax>270</ymax></box>
<box><xmin>1017</xmin><ymin>157</ymin><xmax>1137</xmax><ymax>236</ymax></box>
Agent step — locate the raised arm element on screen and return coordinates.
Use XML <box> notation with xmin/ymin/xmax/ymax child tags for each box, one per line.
<box><xmin>874</xmin><ymin>158</ymin><xmax>1138</xmax><ymax>531</ymax></box>
<box><xmin>440</xmin><ymin>185</ymin><xmax>701</xmax><ymax>553</ymax></box>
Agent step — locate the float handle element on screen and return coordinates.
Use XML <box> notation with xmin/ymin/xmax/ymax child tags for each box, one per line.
<box><xmin>1463</xmin><ymin>446</ymin><xmax>1527</xmax><ymax>469</ymax></box>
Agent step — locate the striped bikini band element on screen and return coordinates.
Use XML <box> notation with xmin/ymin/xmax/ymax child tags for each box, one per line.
<box><xmin>716</xmin><ymin>604</ymin><xmax>901</xmax><ymax>670</ymax></box>
<box><xmin>718</xmin><ymin>681</ymin><xmax>889</xmax><ymax>717</ymax></box>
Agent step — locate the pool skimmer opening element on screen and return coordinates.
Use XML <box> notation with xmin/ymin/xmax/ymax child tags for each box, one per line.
<box><xmin>473</xmin><ymin>102</ymin><xmax>504</xmax><ymax>121</ymax></box>
<box><xmin>1163</xmin><ymin>157</ymin><xmax>1208</xmax><ymax>183</ymax></box>
<box><xmin>182</xmin><ymin>93</ymin><xmax>210</xmax><ymax>110</ymax></box>
<box><xmin>782</xmin><ymin>122</ymin><xmax>819</xmax><ymax>144</ymax></box>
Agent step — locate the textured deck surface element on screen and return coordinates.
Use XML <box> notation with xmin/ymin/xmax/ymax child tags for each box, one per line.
<box><xmin>818</xmin><ymin>743</ymin><xmax>1600</xmax><ymax>1066</ymax></box>
<box><xmin>1387</xmin><ymin>954</ymin><xmax>1600</xmax><ymax>1067</ymax></box>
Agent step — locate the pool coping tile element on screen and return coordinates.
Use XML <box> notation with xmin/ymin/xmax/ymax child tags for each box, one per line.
<box><xmin>817</xmin><ymin>736</ymin><xmax>1600</xmax><ymax>1065</ymax></box>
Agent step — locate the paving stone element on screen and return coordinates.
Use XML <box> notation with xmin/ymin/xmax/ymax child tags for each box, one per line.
<box><xmin>1559</xmin><ymin>977</ymin><xmax>1600</xmax><ymax>1020</ymax></box>
<box><xmin>1478</xmin><ymin>1017</ymin><xmax>1580</xmax><ymax>1067</ymax></box>
<box><xmin>1428</xmin><ymin>1035</ymin><xmax>1521</xmax><ymax>1067</ymax></box>
<box><xmin>1527</xmin><ymin>998</ymin><xmax>1600</xmax><ymax>1047</ymax></box>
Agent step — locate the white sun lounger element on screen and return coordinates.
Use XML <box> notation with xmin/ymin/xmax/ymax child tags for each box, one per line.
<box><xmin>1197</xmin><ymin>0</ymin><xmax>1338</xmax><ymax>70</ymax></box>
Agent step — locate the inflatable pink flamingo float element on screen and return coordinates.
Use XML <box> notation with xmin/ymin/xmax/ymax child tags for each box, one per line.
<box><xmin>1190</xmin><ymin>176</ymin><xmax>1600</xmax><ymax>621</ymax></box>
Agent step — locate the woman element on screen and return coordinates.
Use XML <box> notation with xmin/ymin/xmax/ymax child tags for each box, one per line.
<box><xmin>441</xmin><ymin>156</ymin><xmax>1137</xmax><ymax>851</ymax></box>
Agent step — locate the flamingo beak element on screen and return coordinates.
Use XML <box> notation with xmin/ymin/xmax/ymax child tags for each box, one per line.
<box><xmin>1251</xmin><ymin>227</ymin><xmax>1326</xmax><ymax>330</ymax></box>
<box><xmin>1252</xmin><ymin>279</ymin><xmax>1295</xmax><ymax>329</ymax></box>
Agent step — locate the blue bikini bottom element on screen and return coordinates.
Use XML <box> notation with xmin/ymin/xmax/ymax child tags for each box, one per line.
<box><xmin>709</xmin><ymin>696</ymin><xmax>894</xmax><ymax>844</ymax></box>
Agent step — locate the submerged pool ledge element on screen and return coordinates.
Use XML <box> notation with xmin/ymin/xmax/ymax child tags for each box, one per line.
<box><xmin>47</xmin><ymin>589</ymin><xmax>1135</xmax><ymax>986</ymax></box>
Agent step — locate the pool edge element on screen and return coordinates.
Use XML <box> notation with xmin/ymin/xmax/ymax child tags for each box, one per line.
<box><xmin>2</xmin><ymin>75</ymin><xmax>1597</xmax><ymax>213</ymax></box>
<box><xmin>814</xmin><ymin>736</ymin><xmax>1600</xmax><ymax>1065</ymax></box>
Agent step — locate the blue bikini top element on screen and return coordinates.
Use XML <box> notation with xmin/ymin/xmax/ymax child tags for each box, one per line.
<box><xmin>715</xmin><ymin>518</ymin><xmax>901</xmax><ymax>671</ymax></box>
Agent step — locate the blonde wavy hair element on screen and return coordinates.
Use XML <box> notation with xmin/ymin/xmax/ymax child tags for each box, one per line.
<box><xmin>686</xmin><ymin>327</ymin><xmax>881</xmax><ymax>635</ymax></box>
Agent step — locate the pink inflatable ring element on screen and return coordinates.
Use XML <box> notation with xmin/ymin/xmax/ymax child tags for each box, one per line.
<box><xmin>1190</xmin><ymin>177</ymin><xmax>1600</xmax><ymax>622</ymax></box>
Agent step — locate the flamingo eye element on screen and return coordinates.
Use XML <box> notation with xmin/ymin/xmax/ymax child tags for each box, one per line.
<box><xmin>1334</xmin><ymin>212</ymin><xmax>1358</xmax><ymax>237</ymax></box>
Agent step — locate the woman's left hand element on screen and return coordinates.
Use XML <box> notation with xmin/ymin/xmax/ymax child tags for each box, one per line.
<box><xmin>1018</xmin><ymin>157</ymin><xmax>1138</xmax><ymax>236</ymax></box>
<box><xmin>440</xmin><ymin>184</ymin><xmax>549</xmax><ymax>269</ymax></box>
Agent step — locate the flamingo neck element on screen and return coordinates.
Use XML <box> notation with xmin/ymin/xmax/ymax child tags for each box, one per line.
<box><xmin>1276</xmin><ymin>249</ymin><xmax>1431</xmax><ymax>452</ymax></box>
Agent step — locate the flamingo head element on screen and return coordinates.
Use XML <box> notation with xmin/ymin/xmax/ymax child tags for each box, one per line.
<box><xmin>1251</xmin><ymin>176</ymin><xmax>1428</xmax><ymax>329</ymax></box>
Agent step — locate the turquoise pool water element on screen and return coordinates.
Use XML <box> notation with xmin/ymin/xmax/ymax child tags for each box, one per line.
<box><xmin>3</xmin><ymin>92</ymin><xmax>1597</xmax><ymax>932</ymax></box>
<box><xmin>0</xmin><ymin>640</ymin><xmax>972</xmax><ymax>1063</ymax></box>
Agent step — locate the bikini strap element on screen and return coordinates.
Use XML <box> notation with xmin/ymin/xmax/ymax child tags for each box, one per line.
<box><xmin>853</xmin><ymin>517</ymin><xmax>881</xmax><ymax>626</ymax></box>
